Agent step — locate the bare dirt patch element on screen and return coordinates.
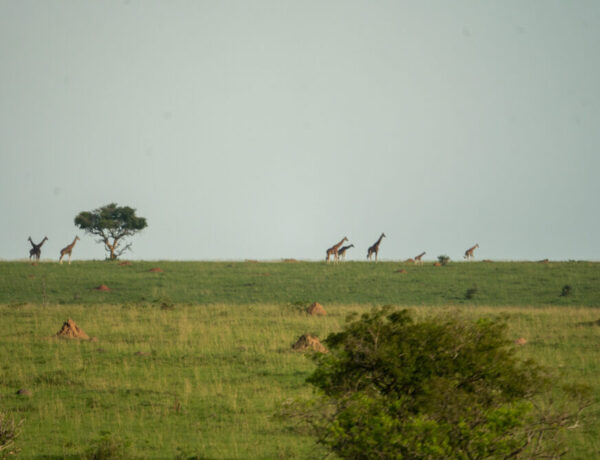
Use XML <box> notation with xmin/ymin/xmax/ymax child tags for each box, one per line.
<box><xmin>307</xmin><ymin>302</ymin><xmax>326</xmax><ymax>316</ymax></box>
<box><xmin>94</xmin><ymin>284</ymin><xmax>110</xmax><ymax>291</ymax></box>
<box><xmin>515</xmin><ymin>337</ymin><xmax>528</xmax><ymax>346</ymax></box>
<box><xmin>292</xmin><ymin>334</ymin><xmax>327</xmax><ymax>353</ymax></box>
<box><xmin>119</xmin><ymin>261</ymin><xmax>132</xmax><ymax>266</ymax></box>
<box><xmin>405</xmin><ymin>258</ymin><xmax>415</xmax><ymax>263</ymax></box>
<box><xmin>433</xmin><ymin>262</ymin><xmax>442</xmax><ymax>267</ymax></box>
<box><xmin>149</xmin><ymin>267</ymin><xmax>164</xmax><ymax>272</ymax></box>
<box><xmin>56</xmin><ymin>319</ymin><xmax>90</xmax><ymax>340</ymax></box>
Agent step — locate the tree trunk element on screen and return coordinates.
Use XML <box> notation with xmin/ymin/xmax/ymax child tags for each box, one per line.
<box><xmin>106</xmin><ymin>239</ymin><xmax>117</xmax><ymax>260</ymax></box>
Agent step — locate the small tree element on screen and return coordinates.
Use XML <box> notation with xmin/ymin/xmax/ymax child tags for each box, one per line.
<box><xmin>292</xmin><ymin>307</ymin><xmax>590</xmax><ymax>459</ymax></box>
<box><xmin>75</xmin><ymin>203</ymin><xmax>147</xmax><ymax>260</ymax></box>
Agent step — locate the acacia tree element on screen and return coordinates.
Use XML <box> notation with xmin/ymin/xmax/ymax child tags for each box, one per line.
<box><xmin>74</xmin><ymin>203</ymin><xmax>147</xmax><ymax>260</ymax></box>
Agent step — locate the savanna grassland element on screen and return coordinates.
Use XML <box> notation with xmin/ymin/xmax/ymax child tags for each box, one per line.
<box><xmin>1</xmin><ymin>260</ymin><xmax>600</xmax><ymax>458</ymax></box>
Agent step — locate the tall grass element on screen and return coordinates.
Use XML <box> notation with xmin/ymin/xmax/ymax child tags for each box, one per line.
<box><xmin>1</xmin><ymin>303</ymin><xmax>599</xmax><ymax>458</ymax></box>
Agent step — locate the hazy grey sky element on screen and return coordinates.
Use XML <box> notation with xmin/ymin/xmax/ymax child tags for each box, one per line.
<box><xmin>1</xmin><ymin>1</ymin><xmax>598</xmax><ymax>261</ymax></box>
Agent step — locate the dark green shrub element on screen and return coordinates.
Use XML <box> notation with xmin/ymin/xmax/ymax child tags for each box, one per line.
<box><xmin>297</xmin><ymin>307</ymin><xmax>589</xmax><ymax>459</ymax></box>
<box><xmin>437</xmin><ymin>255</ymin><xmax>450</xmax><ymax>266</ymax></box>
<box><xmin>465</xmin><ymin>285</ymin><xmax>478</xmax><ymax>299</ymax></box>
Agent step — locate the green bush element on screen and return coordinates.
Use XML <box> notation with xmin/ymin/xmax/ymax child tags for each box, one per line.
<box><xmin>300</xmin><ymin>307</ymin><xmax>589</xmax><ymax>459</ymax></box>
<box><xmin>437</xmin><ymin>255</ymin><xmax>450</xmax><ymax>266</ymax></box>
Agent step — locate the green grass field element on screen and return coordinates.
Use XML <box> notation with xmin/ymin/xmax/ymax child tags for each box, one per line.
<box><xmin>1</xmin><ymin>261</ymin><xmax>599</xmax><ymax>458</ymax></box>
<box><xmin>1</xmin><ymin>260</ymin><xmax>598</xmax><ymax>307</ymax></box>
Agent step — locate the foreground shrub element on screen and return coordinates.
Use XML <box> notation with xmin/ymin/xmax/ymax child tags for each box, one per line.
<box><xmin>294</xmin><ymin>307</ymin><xmax>590</xmax><ymax>459</ymax></box>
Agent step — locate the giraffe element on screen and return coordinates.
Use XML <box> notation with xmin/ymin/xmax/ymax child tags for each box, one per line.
<box><xmin>59</xmin><ymin>236</ymin><xmax>80</xmax><ymax>264</ymax></box>
<box><xmin>464</xmin><ymin>243</ymin><xmax>479</xmax><ymax>260</ymax></box>
<box><xmin>326</xmin><ymin>237</ymin><xmax>348</xmax><ymax>263</ymax></box>
<box><xmin>337</xmin><ymin>244</ymin><xmax>354</xmax><ymax>261</ymax></box>
<box><xmin>367</xmin><ymin>233</ymin><xmax>386</xmax><ymax>262</ymax></box>
<box><xmin>28</xmin><ymin>236</ymin><xmax>48</xmax><ymax>261</ymax></box>
<box><xmin>414</xmin><ymin>251</ymin><xmax>426</xmax><ymax>265</ymax></box>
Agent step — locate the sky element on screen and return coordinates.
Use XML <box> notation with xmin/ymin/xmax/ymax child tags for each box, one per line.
<box><xmin>1</xmin><ymin>1</ymin><xmax>599</xmax><ymax>262</ymax></box>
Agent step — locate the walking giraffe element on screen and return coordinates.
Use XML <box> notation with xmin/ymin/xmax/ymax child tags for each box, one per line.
<box><xmin>326</xmin><ymin>237</ymin><xmax>348</xmax><ymax>263</ymax></box>
<box><xmin>414</xmin><ymin>251</ymin><xmax>426</xmax><ymax>265</ymax></box>
<box><xmin>28</xmin><ymin>236</ymin><xmax>48</xmax><ymax>261</ymax></box>
<box><xmin>337</xmin><ymin>244</ymin><xmax>354</xmax><ymax>261</ymax></box>
<box><xmin>367</xmin><ymin>233</ymin><xmax>386</xmax><ymax>262</ymax></box>
<box><xmin>59</xmin><ymin>236</ymin><xmax>80</xmax><ymax>264</ymax></box>
<box><xmin>464</xmin><ymin>244</ymin><xmax>479</xmax><ymax>260</ymax></box>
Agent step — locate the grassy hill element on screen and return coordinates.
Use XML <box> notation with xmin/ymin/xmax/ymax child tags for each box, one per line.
<box><xmin>1</xmin><ymin>260</ymin><xmax>599</xmax><ymax>307</ymax></box>
<box><xmin>1</xmin><ymin>260</ymin><xmax>599</xmax><ymax>458</ymax></box>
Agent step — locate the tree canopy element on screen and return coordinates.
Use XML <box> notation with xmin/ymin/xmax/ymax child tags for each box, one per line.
<box><xmin>293</xmin><ymin>307</ymin><xmax>590</xmax><ymax>459</ymax></box>
<box><xmin>74</xmin><ymin>203</ymin><xmax>147</xmax><ymax>260</ymax></box>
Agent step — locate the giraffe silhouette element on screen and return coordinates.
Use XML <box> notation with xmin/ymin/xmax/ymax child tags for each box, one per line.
<box><xmin>59</xmin><ymin>236</ymin><xmax>80</xmax><ymax>264</ymax></box>
<box><xmin>367</xmin><ymin>233</ymin><xmax>386</xmax><ymax>262</ymax></box>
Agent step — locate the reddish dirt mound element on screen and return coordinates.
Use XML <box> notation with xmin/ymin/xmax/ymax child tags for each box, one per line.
<box><xmin>119</xmin><ymin>261</ymin><xmax>132</xmax><ymax>266</ymax></box>
<box><xmin>94</xmin><ymin>284</ymin><xmax>110</xmax><ymax>291</ymax></box>
<box><xmin>292</xmin><ymin>334</ymin><xmax>327</xmax><ymax>353</ymax></box>
<box><xmin>56</xmin><ymin>319</ymin><xmax>90</xmax><ymax>340</ymax></box>
<box><xmin>31</xmin><ymin>262</ymin><xmax>38</xmax><ymax>266</ymax></box>
<box><xmin>396</xmin><ymin>269</ymin><xmax>408</xmax><ymax>274</ymax></box>
<box><xmin>515</xmin><ymin>337</ymin><xmax>528</xmax><ymax>346</ymax></box>
<box><xmin>307</xmin><ymin>302</ymin><xmax>327</xmax><ymax>316</ymax></box>
<box><xmin>149</xmin><ymin>267</ymin><xmax>164</xmax><ymax>272</ymax></box>
<box><xmin>433</xmin><ymin>262</ymin><xmax>442</xmax><ymax>267</ymax></box>
<box><xmin>405</xmin><ymin>258</ymin><xmax>415</xmax><ymax>263</ymax></box>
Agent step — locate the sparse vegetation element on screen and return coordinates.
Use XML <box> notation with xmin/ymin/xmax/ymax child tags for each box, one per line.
<box><xmin>0</xmin><ymin>411</ymin><xmax>22</xmax><ymax>457</ymax></box>
<box><xmin>83</xmin><ymin>432</ymin><xmax>130</xmax><ymax>460</ymax></box>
